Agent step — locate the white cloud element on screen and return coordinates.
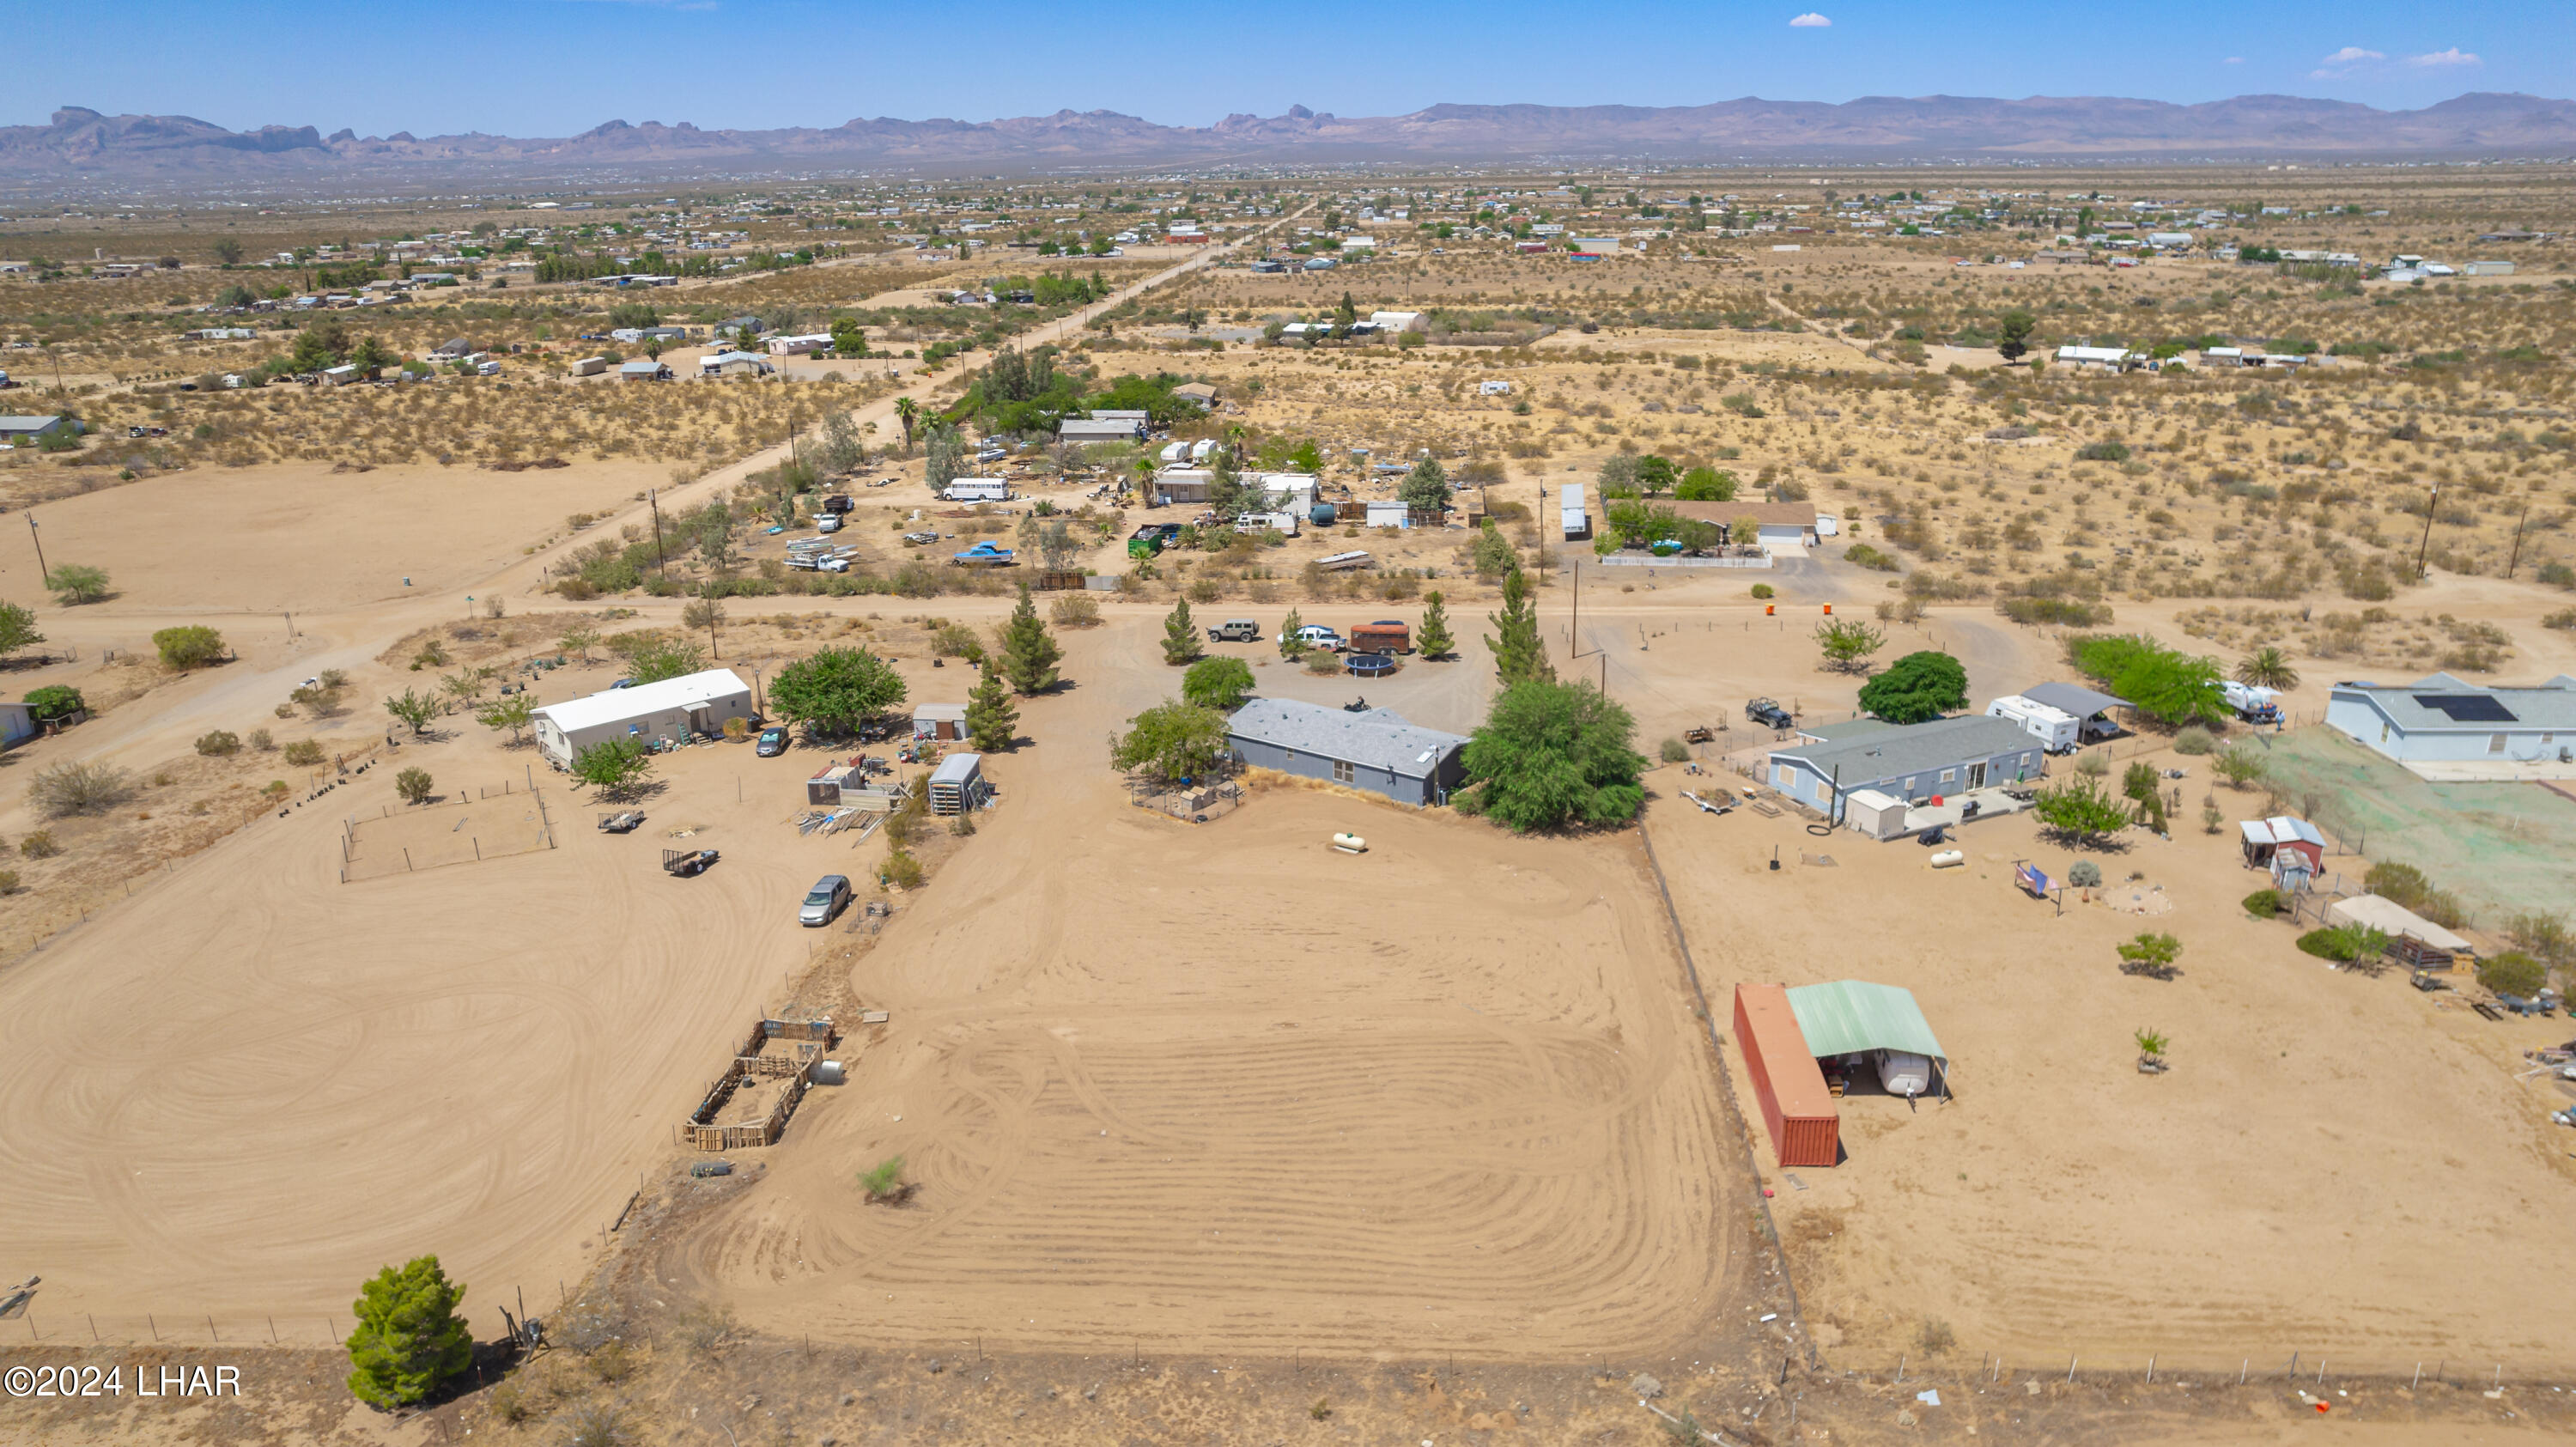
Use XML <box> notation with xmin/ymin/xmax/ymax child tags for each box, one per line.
<box><xmin>2310</xmin><ymin>45</ymin><xmax>2385</xmax><ymax>77</ymax></box>
<box><xmin>1789</xmin><ymin>12</ymin><xmax>1832</xmax><ymax>27</ymax></box>
<box><xmin>2408</xmin><ymin>47</ymin><xmax>2482</xmax><ymax>67</ymax></box>
<box><xmin>2223</xmin><ymin>56</ymin><xmax>2244</xmax><ymax>65</ymax></box>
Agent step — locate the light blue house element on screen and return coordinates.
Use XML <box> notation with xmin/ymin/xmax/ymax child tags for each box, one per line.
<box><xmin>1767</xmin><ymin>714</ymin><xmax>2044</xmax><ymax>818</ymax></box>
<box><xmin>2324</xmin><ymin>672</ymin><xmax>2576</xmax><ymax>766</ymax></box>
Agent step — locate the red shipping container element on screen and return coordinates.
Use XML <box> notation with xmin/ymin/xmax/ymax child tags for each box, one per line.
<box><xmin>1733</xmin><ymin>983</ymin><xmax>1838</xmax><ymax>1168</ymax></box>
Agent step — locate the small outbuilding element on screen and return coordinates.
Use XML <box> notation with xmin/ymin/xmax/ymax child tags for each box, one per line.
<box><xmin>2324</xmin><ymin>894</ymin><xmax>2476</xmax><ymax>970</ymax></box>
<box><xmin>927</xmin><ymin>752</ymin><xmax>989</xmax><ymax>815</ymax></box>
<box><xmin>532</xmin><ymin>668</ymin><xmax>755</xmax><ymax>769</ymax></box>
<box><xmin>2239</xmin><ymin>815</ymin><xmax>2327</xmax><ymax>889</ymax></box>
<box><xmin>1224</xmin><ymin>697</ymin><xmax>1467</xmax><ymax>806</ymax></box>
<box><xmin>912</xmin><ymin>702</ymin><xmax>968</xmax><ymax>741</ymax></box>
<box><xmin>1058</xmin><ymin>416</ymin><xmax>1145</xmax><ymax>445</ymax></box>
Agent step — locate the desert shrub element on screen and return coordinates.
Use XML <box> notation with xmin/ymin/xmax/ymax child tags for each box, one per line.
<box><xmin>2503</xmin><ymin>911</ymin><xmax>2572</xmax><ymax>969</ymax></box>
<box><xmin>2242</xmin><ymin>888</ymin><xmax>2285</xmax><ymax>919</ymax></box>
<box><xmin>2073</xmin><ymin>751</ymin><xmax>2110</xmax><ymax>777</ymax></box>
<box><xmin>2117</xmin><ymin>932</ymin><xmax>2183</xmax><ymax>979</ymax></box>
<box><xmin>0</xmin><ymin>870</ymin><xmax>18</xmax><ymax>896</ymax></box>
<box><xmin>2543</xmin><ymin>607</ymin><xmax>2576</xmax><ymax>631</ymax></box>
<box><xmin>2172</xmin><ymin>726</ymin><xmax>2216</xmax><ymax>756</ymax></box>
<box><xmin>24</xmin><ymin>684</ymin><xmax>84</xmax><ymax>721</ymax></box>
<box><xmin>282</xmin><ymin>740</ymin><xmax>325</xmax><ymax>766</ymax></box>
<box><xmin>1049</xmin><ymin>593</ymin><xmax>1102</xmax><ymax>628</ymax></box>
<box><xmin>2075</xmin><ymin>441</ymin><xmax>2132</xmax><ymax>462</ymax></box>
<box><xmin>152</xmin><ymin>625</ymin><xmax>226</xmax><ymax>670</ymax></box>
<box><xmin>195</xmin><ymin>729</ymin><xmax>241</xmax><ymax>757</ymax></box>
<box><xmin>2476</xmin><ymin>951</ymin><xmax>2546</xmax><ymax>999</ymax></box>
<box><xmin>1749</xmin><ymin>583</ymin><xmax>1774</xmax><ymax>599</ymax></box>
<box><xmin>29</xmin><ymin>761</ymin><xmax>134</xmax><ymax>817</ymax></box>
<box><xmin>247</xmin><ymin>727</ymin><xmax>274</xmax><ymax>751</ymax></box>
<box><xmin>20</xmin><ymin>831</ymin><xmax>59</xmax><ymax>860</ymax></box>
<box><xmin>883</xmin><ymin>848</ymin><xmax>924</xmax><ymax>889</ymax></box>
<box><xmin>1303</xmin><ymin>651</ymin><xmax>1341</xmax><ymax>674</ymax></box>
<box><xmin>586</xmin><ymin>1341</ymin><xmax>633</xmax><ymax>1383</ymax></box>
<box><xmin>1997</xmin><ymin>591</ymin><xmax>2116</xmax><ymax>627</ymax></box>
<box><xmin>1660</xmin><ymin>738</ymin><xmax>1691</xmax><ymax>763</ymax></box>
<box><xmin>1844</xmin><ymin>543</ymin><xmax>1900</xmax><ymax>571</ymax></box>
<box><xmin>395</xmin><ymin>766</ymin><xmax>434</xmax><ymax>804</ymax></box>
<box><xmin>2067</xmin><ymin>859</ymin><xmax>2102</xmax><ymax>888</ymax></box>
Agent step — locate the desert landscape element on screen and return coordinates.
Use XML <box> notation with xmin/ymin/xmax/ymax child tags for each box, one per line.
<box><xmin>2</xmin><ymin>141</ymin><xmax>2574</xmax><ymax>1447</ymax></box>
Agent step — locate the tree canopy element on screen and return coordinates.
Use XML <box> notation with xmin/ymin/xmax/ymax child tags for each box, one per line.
<box><xmin>1417</xmin><ymin>591</ymin><xmax>1455</xmax><ymax>659</ymax></box>
<box><xmin>1162</xmin><ymin>599</ymin><xmax>1204</xmax><ymax>665</ymax></box>
<box><xmin>569</xmin><ymin>737</ymin><xmax>653</xmax><ymax>796</ymax></box>
<box><xmin>0</xmin><ymin>601</ymin><xmax>44</xmax><ymax>657</ymax></box>
<box><xmin>1857</xmin><ymin>650</ymin><xmax>1968</xmax><ymax>724</ymax></box>
<box><xmin>1485</xmin><ymin>567</ymin><xmax>1551</xmax><ymax>684</ymax></box>
<box><xmin>964</xmin><ymin>666</ymin><xmax>1019</xmax><ymax>751</ymax></box>
<box><xmin>1110</xmin><ymin>699</ymin><xmax>1230</xmax><ymax>782</ymax></box>
<box><xmin>344</xmin><ymin>1255</ymin><xmax>473</xmax><ymax>1410</ymax></box>
<box><xmin>995</xmin><ymin>584</ymin><xmax>1064</xmax><ymax>694</ymax></box>
<box><xmin>1814</xmin><ymin>617</ymin><xmax>1886</xmax><ymax>674</ymax></box>
<box><xmin>2032</xmin><ymin>775</ymin><xmax>2131</xmax><ymax>846</ymax></box>
<box><xmin>1182</xmin><ymin>655</ymin><xmax>1255</xmax><ymax>712</ymax></box>
<box><xmin>769</xmin><ymin>647</ymin><xmax>908</xmax><ymax>733</ymax></box>
<box><xmin>1397</xmin><ymin>456</ymin><xmax>1452</xmax><ymax>514</ymax></box>
<box><xmin>2074</xmin><ymin>634</ymin><xmax>2226</xmax><ymax>727</ymax></box>
<box><xmin>1461</xmin><ymin>680</ymin><xmax>1646</xmax><ymax>832</ymax></box>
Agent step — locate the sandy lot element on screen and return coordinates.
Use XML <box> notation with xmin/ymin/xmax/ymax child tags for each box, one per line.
<box><xmin>0</xmin><ymin>732</ymin><xmax>899</xmax><ymax>1343</ymax></box>
<box><xmin>652</xmin><ymin>617</ymin><xmax>1751</xmax><ymax>1362</ymax></box>
<box><xmin>3</xmin><ymin>459</ymin><xmax>658</xmax><ymax>614</ymax></box>
<box><xmin>1647</xmin><ymin>740</ymin><xmax>2576</xmax><ymax>1372</ymax></box>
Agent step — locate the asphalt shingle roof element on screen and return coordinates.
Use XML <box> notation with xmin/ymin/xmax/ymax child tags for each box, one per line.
<box><xmin>1771</xmin><ymin>714</ymin><xmax>2033</xmax><ymax>782</ymax></box>
<box><xmin>2335</xmin><ymin>673</ymin><xmax>2576</xmax><ymax>732</ymax></box>
<box><xmin>1227</xmin><ymin>698</ymin><xmax>1467</xmax><ymax>778</ymax></box>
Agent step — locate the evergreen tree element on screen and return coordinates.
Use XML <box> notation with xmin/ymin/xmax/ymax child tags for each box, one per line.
<box><xmin>995</xmin><ymin>583</ymin><xmax>1063</xmax><ymax>694</ymax></box>
<box><xmin>344</xmin><ymin>1256</ymin><xmax>473</xmax><ymax>1409</ymax></box>
<box><xmin>964</xmin><ymin>665</ymin><xmax>1019</xmax><ymax>751</ymax></box>
<box><xmin>1278</xmin><ymin>607</ymin><xmax>1307</xmax><ymax>659</ymax></box>
<box><xmin>1484</xmin><ymin>567</ymin><xmax>1551</xmax><ymax>684</ymax></box>
<box><xmin>1397</xmin><ymin>455</ymin><xmax>1451</xmax><ymax>514</ymax></box>
<box><xmin>1417</xmin><ymin>590</ymin><xmax>1455</xmax><ymax>659</ymax></box>
<box><xmin>1162</xmin><ymin>597</ymin><xmax>1204</xmax><ymax>665</ymax></box>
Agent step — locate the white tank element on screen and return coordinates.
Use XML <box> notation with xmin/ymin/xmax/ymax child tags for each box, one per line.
<box><xmin>1878</xmin><ymin>1051</ymin><xmax>1933</xmax><ymax>1098</ymax></box>
<box><xmin>811</xmin><ymin>1060</ymin><xmax>846</xmax><ymax>1085</ymax></box>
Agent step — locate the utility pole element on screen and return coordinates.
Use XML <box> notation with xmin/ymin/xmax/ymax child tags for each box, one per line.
<box><xmin>27</xmin><ymin>513</ymin><xmax>49</xmax><ymax>587</ymax></box>
<box><xmin>2414</xmin><ymin>483</ymin><xmax>2439</xmax><ymax>580</ymax></box>
<box><xmin>648</xmin><ymin>488</ymin><xmax>666</xmax><ymax>568</ymax></box>
<box><xmin>2505</xmin><ymin>501</ymin><xmax>2531</xmax><ymax>580</ymax></box>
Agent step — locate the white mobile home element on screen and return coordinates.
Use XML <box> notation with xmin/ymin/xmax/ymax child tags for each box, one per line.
<box><xmin>532</xmin><ymin>668</ymin><xmax>754</xmax><ymax>769</ymax></box>
<box><xmin>2325</xmin><ymin>672</ymin><xmax>2576</xmax><ymax>768</ymax></box>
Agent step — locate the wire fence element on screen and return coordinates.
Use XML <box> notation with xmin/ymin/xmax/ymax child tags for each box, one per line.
<box><xmin>1826</xmin><ymin>1347</ymin><xmax>2567</xmax><ymax>1396</ymax></box>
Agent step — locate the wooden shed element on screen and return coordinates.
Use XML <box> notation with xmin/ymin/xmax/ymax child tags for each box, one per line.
<box><xmin>1732</xmin><ymin>983</ymin><xmax>1839</xmax><ymax>1169</ymax></box>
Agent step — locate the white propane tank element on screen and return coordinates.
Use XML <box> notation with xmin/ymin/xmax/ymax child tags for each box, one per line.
<box><xmin>1331</xmin><ymin>832</ymin><xmax>1367</xmax><ymax>854</ymax></box>
<box><xmin>1929</xmin><ymin>849</ymin><xmax>1965</xmax><ymax>869</ymax></box>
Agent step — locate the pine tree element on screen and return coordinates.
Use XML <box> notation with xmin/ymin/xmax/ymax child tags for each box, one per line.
<box><xmin>1417</xmin><ymin>590</ymin><xmax>1455</xmax><ymax>660</ymax></box>
<box><xmin>344</xmin><ymin>1256</ymin><xmax>473</xmax><ymax>1409</ymax></box>
<box><xmin>1162</xmin><ymin>597</ymin><xmax>1204</xmax><ymax>665</ymax></box>
<box><xmin>995</xmin><ymin>583</ymin><xmax>1063</xmax><ymax>694</ymax></box>
<box><xmin>1484</xmin><ymin>566</ymin><xmax>1551</xmax><ymax>685</ymax></box>
<box><xmin>965</xmin><ymin>665</ymin><xmax>1019</xmax><ymax>752</ymax></box>
<box><xmin>1278</xmin><ymin>607</ymin><xmax>1307</xmax><ymax>659</ymax></box>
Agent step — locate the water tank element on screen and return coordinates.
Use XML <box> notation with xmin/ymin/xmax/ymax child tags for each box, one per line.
<box><xmin>811</xmin><ymin>1060</ymin><xmax>846</xmax><ymax>1085</ymax></box>
<box><xmin>1309</xmin><ymin>503</ymin><xmax>1337</xmax><ymax>527</ymax></box>
<box><xmin>1878</xmin><ymin>1051</ymin><xmax>1934</xmax><ymax>1098</ymax></box>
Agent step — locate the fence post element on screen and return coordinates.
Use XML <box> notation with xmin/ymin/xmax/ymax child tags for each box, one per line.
<box><xmin>2067</xmin><ymin>1355</ymin><xmax>2077</xmax><ymax>1383</ymax></box>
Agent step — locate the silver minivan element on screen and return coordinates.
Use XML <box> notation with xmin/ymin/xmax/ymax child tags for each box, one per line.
<box><xmin>799</xmin><ymin>874</ymin><xmax>852</xmax><ymax>927</ymax></box>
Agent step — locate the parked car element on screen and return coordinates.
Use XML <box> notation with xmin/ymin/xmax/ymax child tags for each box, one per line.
<box><xmin>756</xmin><ymin>727</ymin><xmax>789</xmax><ymax>757</ymax></box>
<box><xmin>817</xmin><ymin>514</ymin><xmax>843</xmax><ymax>534</ymax></box>
<box><xmin>800</xmin><ymin>874</ymin><xmax>854</xmax><ymax>927</ymax></box>
<box><xmin>1746</xmin><ymin>697</ymin><xmax>1795</xmax><ymax>730</ymax></box>
<box><xmin>1283</xmin><ymin>624</ymin><xmax>1344</xmax><ymax>652</ymax></box>
<box><xmin>817</xmin><ymin>556</ymin><xmax>850</xmax><ymax>573</ymax></box>
<box><xmin>1208</xmin><ymin>618</ymin><xmax>1261</xmax><ymax>642</ymax></box>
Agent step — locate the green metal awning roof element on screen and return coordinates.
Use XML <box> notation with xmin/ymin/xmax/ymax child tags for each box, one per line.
<box><xmin>1785</xmin><ymin>981</ymin><xmax>1946</xmax><ymax>1062</ymax></box>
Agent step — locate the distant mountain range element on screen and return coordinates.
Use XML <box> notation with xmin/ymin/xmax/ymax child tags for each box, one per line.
<box><xmin>7</xmin><ymin>94</ymin><xmax>2574</xmax><ymax>185</ymax></box>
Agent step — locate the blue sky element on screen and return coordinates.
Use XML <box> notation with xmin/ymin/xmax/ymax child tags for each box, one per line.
<box><xmin>7</xmin><ymin>0</ymin><xmax>2561</xmax><ymax>137</ymax></box>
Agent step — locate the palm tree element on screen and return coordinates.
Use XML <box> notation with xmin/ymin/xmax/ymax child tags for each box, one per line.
<box><xmin>2235</xmin><ymin>646</ymin><xmax>2299</xmax><ymax>690</ymax></box>
<box><xmin>893</xmin><ymin>397</ymin><xmax>920</xmax><ymax>451</ymax></box>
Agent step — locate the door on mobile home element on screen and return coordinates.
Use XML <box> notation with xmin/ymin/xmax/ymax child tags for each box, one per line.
<box><xmin>1967</xmin><ymin>762</ymin><xmax>1987</xmax><ymax>789</ymax></box>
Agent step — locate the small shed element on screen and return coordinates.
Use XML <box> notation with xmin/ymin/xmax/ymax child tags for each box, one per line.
<box><xmin>1732</xmin><ymin>983</ymin><xmax>1838</xmax><ymax>1168</ymax></box>
<box><xmin>2239</xmin><ymin>816</ymin><xmax>2326</xmax><ymax>889</ymax></box>
<box><xmin>1841</xmin><ymin>787</ymin><xmax>1909</xmax><ymax>840</ymax></box>
<box><xmin>1364</xmin><ymin>500</ymin><xmax>1411</xmax><ymax>529</ymax></box>
<box><xmin>912</xmin><ymin>702</ymin><xmax>967</xmax><ymax>741</ymax></box>
<box><xmin>807</xmin><ymin>764</ymin><xmax>854</xmax><ymax>806</ymax></box>
<box><xmin>927</xmin><ymin>752</ymin><xmax>988</xmax><ymax>816</ymax></box>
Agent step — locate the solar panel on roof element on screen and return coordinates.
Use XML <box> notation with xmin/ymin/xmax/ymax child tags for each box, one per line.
<box><xmin>2412</xmin><ymin>693</ymin><xmax>2518</xmax><ymax>723</ymax></box>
